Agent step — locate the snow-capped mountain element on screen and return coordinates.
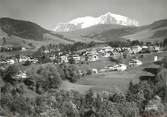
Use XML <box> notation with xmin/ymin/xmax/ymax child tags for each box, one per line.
<box><xmin>54</xmin><ymin>12</ymin><xmax>139</xmax><ymax>32</ymax></box>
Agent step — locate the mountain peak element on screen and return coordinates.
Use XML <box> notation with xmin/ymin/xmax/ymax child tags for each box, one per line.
<box><xmin>54</xmin><ymin>12</ymin><xmax>139</xmax><ymax>32</ymax></box>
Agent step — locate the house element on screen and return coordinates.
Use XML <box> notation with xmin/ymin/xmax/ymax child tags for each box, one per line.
<box><xmin>12</xmin><ymin>71</ymin><xmax>28</xmax><ymax>80</ymax></box>
<box><xmin>86</xmin><ymin>54</ymin><xmax>99</xmax><ymax>62</ymax></box>
<box><xmin>60</xmin><ymin>55</ymin><xmax>69</xmax><ymax>63</ymax></box>
<box><xmin>99</xmin><ymin>68</ymin><xmax>108</xmax><ymax>73</ymax></box>
<box><xmin>72</xmin><ymin>54</ymin><xmax>81</xmax><ymax>61</ymax></box>
<box><xmin>21</xmin><ymin>47</ymin><xmax>27</xmax><ymax>51</ymax></box>
<box><xmin>131</xmin><ymin>46</ymin><xmax>142</xmax><ymax>54</ymax></box>
<box><xmin>92</xmin><ymin>68</ymin><xmax>98</xmax><ymax>74</ymax></box>
<box><xmin>68</xmin><ymin>54</ymin><xmax>81</xmax><ymax>63</ymax></box>
<box><xmin>154</xmin><ymin>46</ymin><xmax>160</xmax><ymax>52</ymax></box>
<box><xmin>101</xmin><ymin>46</ymin><xmax>113</xmax><ymax>52</ymax></box>
<box><xmin>43</xmin><ymin>50</ymin><xmax>50</xmax><ymax>54</ymax></box>
<box><xmin>112</xmin><ymin>52</ymin><xmax>121</xmax><ymax>59</ymax></box>
<box><xmin>129</xmin><ymin>59</ymin><xmax>143</xmax><ymax>66</ymax></box>
<box><xmin>113</xmin><ymin>64</ymin><xmax>127</xmax><ymax>71</ymax></box>
<box><xmin>30</xmin><ymin>58</ymin><xmax>38</xmax><ymax>63</ymax></box>
<box><xmin>154</xmin><ymin>56</ymin><xmax>158</xmax><ymax>62</ymax></box>
<box><xmin>49</xmin><ymin>55</ymin><xmax>56</xmax><ymax>61</ymax></box>
<box><xmin>18</xmin><ymin>56</ymin><xmax>30</xmax><ymax>63</ymax></box>
<box><xmin>104</xmin><ymin>65</ymin><xmax>115</xmax><ymax>71</ymax></box>
<box><xmin>142</xmin><ymin>46</ymin><xmax>148</xmax><ymax>49</ymax></box>
<box><xmin>101</xmin><ymin>51</ymin><xmax>111</xmax><ymax>57</ymax></box>
<box><xmin>6</xmin><ymin>59</ymin><xmax>15</xmax><ymax>65</ymax></box>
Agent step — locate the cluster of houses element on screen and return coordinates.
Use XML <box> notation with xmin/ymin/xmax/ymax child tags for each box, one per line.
<box><xmin>0</xmin><ymin>45</ymin><xmax>29</xmax><ymax>52</ymax></box>
<box><xmin>99</xmin><ymin>64</ymin><xmax>127</xmax><ymax>73</ymax></box>
<box><xmin>0</xmin><ymin>55</ymin><xmax>38</xmax><ymax>66</ymax></box>
<box><xmin>58</xmin><ymin>45</ymin><xmax>160</xmax><ymax>64</ymax></box>
<box><xmin>0</xmin><ymin>44</ymin><xmax>161</xmax><ymax>78</ymax></box>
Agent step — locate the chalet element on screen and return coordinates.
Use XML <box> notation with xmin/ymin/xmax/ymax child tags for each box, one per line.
<box><xmin>113</xmin><ymin>64</ymin><xmax>127</xmax><ymax>71</ymax></box>
<box><xmin>49</xmin><ymin>55</ymin><xmax>56</xmax><ymax>61</ymax></box>
<box><xmin>68</xmin><ymin>54</ymin><xmax>81</xmax><ymax>63</ymax></box>
<box><xmin>43</xmin><ymin>50</ymin><xmax>50</xmax><ymax>54</ymax></box>
<box><xmin>12</xmin><ymin>71</ymin><xmax>28</xmax><ymax>80</ymax></box>
<box><xmin>18</xmin><ymin>56</ymin><xmax>30</xmax><ymax>63</ymax></box>
<box><xmin>100</xmin><ymin>46</ymin><xmax>113</xmax><ymax>52</ymax></box>
<box><xmin>29</xmin><ymin>58</ymin><xmax>38</xmax><ymax>63</ymax></box>
<box><xmin>72</xmin><ymin>54</ymin><xmax>81</xmax><ymax>61</ymax></box>
<box><xmin>154</xmin><ymin>56</ymin><xmax>158</xmax><ymax>62</ymax></box>
<box><xmin>154</xmin><ymin>46</ymin><xmax>160</xmax><ymax>52</ymax></box>
<box><xmin>130</xmin><ymin>46</ymin><xmax>142</xmax><ymax>54</ymax></box>
<box><xmin>101</xmin><ymin>52</ymin><xmax>111</xmax><ymax>57</ymax></box>
<box><xmin>21</xmin><ymin>47</ymin><xmax>27</xmax><ymax>51</ymax></box>
<box><xmin>6</xmin><ymin>59</ymin><xmax>15</xmax><ymax>65</ymax></box>
<box><xmin>129</xmin><ymin>59</ymin><xmax>143</xmax><ymax>66</ymax></box>
<box><xmin>112</xmin><ymin>52</ymin><xmax>121</xmax><ymax>59</ymax></box>
<box><xmin>60</xmin><ymin>55</ymin><xmax>69</xmax><ymax>63</ymax></box>
<box><xmin>86</xmin><ymin>54</ymin><xmax>99</xmax><ymax>62</ymax></box>
<box><xmin>92</xmin><ymin>68</ymin><xmax>98</xmax><ymax>74</ymax></box>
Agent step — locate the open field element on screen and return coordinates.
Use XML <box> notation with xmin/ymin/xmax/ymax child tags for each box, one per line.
<box><xmin>76</xmin><ymin>65</ymin><xmax>155</xmax><ymax>93</ymax></box>
<box><xmin>62</xmin><ymin>62</ymin><xmax>159</xmax><ymax>94</ymax></box>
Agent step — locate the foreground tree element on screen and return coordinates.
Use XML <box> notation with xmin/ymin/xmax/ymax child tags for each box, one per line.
<box><xmin>27</xmin><ymin>64</ymin><xmax>62</xmax><ymax>94</ymax></box>
<box><xmin>155</xmin><ymin>68</ymin><xmax>167</xmax><ymax>103</ymax></box>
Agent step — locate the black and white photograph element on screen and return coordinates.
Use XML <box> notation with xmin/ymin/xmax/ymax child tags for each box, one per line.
<box><xmin>0</xmin><ymin>0</ymin><xmax>167</xmax><ymax>117</ymax></box>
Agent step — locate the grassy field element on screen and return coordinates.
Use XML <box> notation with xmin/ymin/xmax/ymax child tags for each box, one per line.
<box><xmin>62</xmin><ymin>62</ymin><xmax>158</xmax><ymax>94</ymax></box>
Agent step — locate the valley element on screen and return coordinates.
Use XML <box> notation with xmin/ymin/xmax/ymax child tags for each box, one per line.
<box><xmin>0</xmin><ymin>13</ymin><xmax>167</xmax><ymax>117</ymax></box>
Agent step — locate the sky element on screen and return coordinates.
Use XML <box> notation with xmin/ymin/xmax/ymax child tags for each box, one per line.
<box><xmin>0</xmin><ymin>0</ymin><xmax>167</xmax><ymax>29</ymax></box>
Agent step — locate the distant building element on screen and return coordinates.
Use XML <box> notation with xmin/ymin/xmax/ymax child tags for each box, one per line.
<box><xmin>131</xmin><ymin>46</ymin><xmax>142</xmax><ymax>54</ymax></box>
<box><xmin>154</xmin><ymin>56</ymin><xmax>158</xmax><ymax>62</ymax></box>
<box><xmin>12</xmin><ymin>71</ymin><xmax>28</xmax><ymax>80</ymax></box>
<box><xmin>60</xmin><ymin>55</ymin><xmax>69</xmax><ymax>63</ymax></box>
<box><xmin>86</xmin><ymin>54</ymin><xmax>99</xmax><ymax>62</ymax></box>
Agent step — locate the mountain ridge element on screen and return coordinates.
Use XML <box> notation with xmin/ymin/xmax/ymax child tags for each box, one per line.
<box><xmin>0</xmin><ymin>17</ymin><xmax>167</xmax><ymax>47</ymax></box>
<box><xmin>54</xmin><ymin>12</ymin><xmax>139</xmax><ymax>32</ymax></box>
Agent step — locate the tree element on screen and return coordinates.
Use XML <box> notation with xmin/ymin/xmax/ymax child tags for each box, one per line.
<box><xmin>116</xmin><ymin>102</ymin><xmax>139</xmax><ymax>117</ymax></box>
<box><xmin>59</xmin><ymin>63</ymin><xmax>80</xmax><ymax>83</ymax></box>
<box><xmin>27</xmin><ymin>64</ymin><xmax>62</xmax><ymax>93</ymax></box>
<box><xmin>88</xmin><ymin>41</ymin><xmax>96</xmax><ymax>48</ymax></box>
<box><xmin>2</xmin><ymin>37</ymin><xmax>6</xmax><ymax>45</ymax></box>
<box><xmin>163</xmin><ymin>38</ymin><xmax>167</xmax><ymax>47</ymax></box>
<box><xmin>161</xmin><ymin>56</ymin><xmax>167</xmax><ymax>68</ymax></box>
<box><xmin>155</xmin><ymin>68</ymin><xmax>167</xmax><ymax>103</ymax></box>
<box><xmin>3</xmin><ymin>65</ymin><xmax>21</xmax><ymax>83</ymax></box>
<box><xmin>126</xmin><ymin>80</ymin><xmax>154</xmax><ymax>112</ymax></box>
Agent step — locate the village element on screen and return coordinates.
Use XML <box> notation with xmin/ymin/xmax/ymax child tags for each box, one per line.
<box><xmin>0</xmin><ymin>42</ymin><xmax>162</xmax><ymax>80</ymax></box>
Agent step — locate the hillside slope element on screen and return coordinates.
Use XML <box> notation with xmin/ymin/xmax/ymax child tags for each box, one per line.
<box><xmin>123</xmin><ymin>19</ymin><xmax>167</xmax><ymax>41</ymax></box>
<box><xmin>0</xmin><ymin>18</ymin><xmax>74</xmax><ymax>48</ymax></box>
<box><xmin>0</xmin><ymin>17</ymin><xmax>48</xmax><ymax>41</ymax></box>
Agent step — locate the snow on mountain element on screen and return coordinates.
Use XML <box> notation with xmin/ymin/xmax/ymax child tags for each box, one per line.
<box><xmin>54</xmin><ymin>12</ymin><xmax>139</xmax><ymax>32</ymax></box>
